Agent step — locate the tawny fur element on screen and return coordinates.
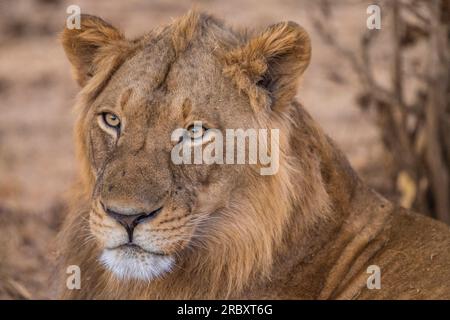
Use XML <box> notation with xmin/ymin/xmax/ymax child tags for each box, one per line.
<box><xmin>56</xmin><ymin>11</ymin><xmax>450</xmax><ymax>299</ymax></box>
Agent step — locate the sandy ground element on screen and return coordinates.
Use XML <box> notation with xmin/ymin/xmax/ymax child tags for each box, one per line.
<box><xmin>0</xmin><ymin>0</ymin><xmax>391</xmax><ymax>299</ymax></box>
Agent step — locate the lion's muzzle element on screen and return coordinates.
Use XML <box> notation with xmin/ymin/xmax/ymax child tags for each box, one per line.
<box><xmin>102</xmin><ymin>201</ymin><xmax>162</xmax><ymax>242</ymax></box>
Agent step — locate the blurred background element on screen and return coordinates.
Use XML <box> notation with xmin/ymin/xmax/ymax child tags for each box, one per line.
<box><xmin>0</xmin><ymin>0</ymin><xmax>448</xmax><ymax>299</ymax></box>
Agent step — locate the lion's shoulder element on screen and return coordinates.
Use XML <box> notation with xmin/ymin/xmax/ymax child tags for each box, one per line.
<box><xmin>356</xmin><ymin>207</ymin><xmax>450</xmax><ymax>299</ymax></box>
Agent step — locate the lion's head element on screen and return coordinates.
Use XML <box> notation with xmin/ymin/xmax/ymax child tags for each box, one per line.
<box><xmin>60</xmin><ymin>11</ymin><xmax>333</xmax><ymax>298</ymax></box>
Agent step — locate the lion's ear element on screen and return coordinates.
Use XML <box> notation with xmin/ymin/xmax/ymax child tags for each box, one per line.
<box><xmin>61</xmin><ymin>14</ymin><xmax>127</xmax><ymax>86</ymax></box>
<box><xmin>224</xmin><ymin>22</ymin><xmax>311</xmax><ymax>112</ymax></box>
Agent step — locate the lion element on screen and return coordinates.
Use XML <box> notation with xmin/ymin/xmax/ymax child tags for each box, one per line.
<box><xmin>57</xmin><ymin>11</ymin><xmax>450</xmax><ymax>299</ymax></box>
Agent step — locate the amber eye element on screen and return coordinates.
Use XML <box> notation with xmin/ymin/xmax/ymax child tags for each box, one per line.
<box><xmin>186</xmin><ymin>124</ymin><xmax>207</xmax><ymax>140</ymax></box>
<box><xmin>102</xmin><ymin>112</ymin><xmax>121</xmax><ymax>129</ymax></box>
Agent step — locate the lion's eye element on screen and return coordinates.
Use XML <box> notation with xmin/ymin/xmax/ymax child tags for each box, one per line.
<box><xmin>102</xmin><ymin>112</ymin><xmax>121</xmax><ymax>129</ymax></box>
<box><xmin>186</xmin><ymin>124</ymin><xmax>207</xmax><ymax>140</ymax></box>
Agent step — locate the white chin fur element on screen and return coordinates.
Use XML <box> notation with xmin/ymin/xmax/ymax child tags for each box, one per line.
<box><xmin>100</xmin><ymin>247</ymin><xmax>174</xmax><ymax>281</ymax></box>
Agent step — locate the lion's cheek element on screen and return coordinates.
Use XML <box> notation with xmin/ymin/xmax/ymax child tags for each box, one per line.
<box><xmin>88</xmin><ymin>212</ymin><xmax>128</xmax><ymax>248</ymax></box>
<box><xmin>132</xmin><ymin>226</ymin><xmax>193</xmax><ymax>255</ymax></box>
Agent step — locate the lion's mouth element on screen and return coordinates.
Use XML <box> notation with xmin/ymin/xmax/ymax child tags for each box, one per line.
<box><xmin>114</xmin><ymin>243</ymin><xmax>168</xmax><ymax>256</ymax></box>
<box><xmin>100</xmin><ymin>243</ymin><xmax>175</xmax><ymax>281</ymax></box>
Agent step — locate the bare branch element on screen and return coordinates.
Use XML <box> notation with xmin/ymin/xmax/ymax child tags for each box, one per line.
<box><xmin>401</xmin><ymin>0</ymin><xmax>430</xmax><ymax>26</ymax></box>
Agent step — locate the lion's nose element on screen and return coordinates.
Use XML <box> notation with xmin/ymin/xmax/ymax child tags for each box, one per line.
<box><xmin>102</xmin><ymin>203</ymin><xmax>162</xmax><ymax>242</ymax></box>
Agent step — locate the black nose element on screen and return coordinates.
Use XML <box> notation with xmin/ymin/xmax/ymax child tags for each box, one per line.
<box><xmin>103</xmin><ymin>204</ymin><xmax>162</xmax><ymax>242</ymax></box>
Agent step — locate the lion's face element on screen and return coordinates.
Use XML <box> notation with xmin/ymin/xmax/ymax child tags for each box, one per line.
<box><xmin>62</xmin><ymin>12</ymin><xmax>310</xmax><ymax>282</ymax></box>
<box><xmin>86</xmin><ymin>43</ymin><xmax>257</xmax><ymax>281</ymax></box>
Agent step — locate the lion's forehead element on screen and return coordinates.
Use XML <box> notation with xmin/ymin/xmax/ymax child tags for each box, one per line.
<box><xmin>112</xmin><ymin>34</ymin><xmax>220</xmax><ymax>89</ymax></box>
<box><xmin>96</xmin><ymin>56</ymin><xmax>250</xmax><ymax>132</ymax></box>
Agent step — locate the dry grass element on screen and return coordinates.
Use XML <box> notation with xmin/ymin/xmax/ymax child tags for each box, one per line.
<box><xmin>0</xmin><ymin>204</ymin><xmax>65</xmax><ymax>299</ymax></box>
